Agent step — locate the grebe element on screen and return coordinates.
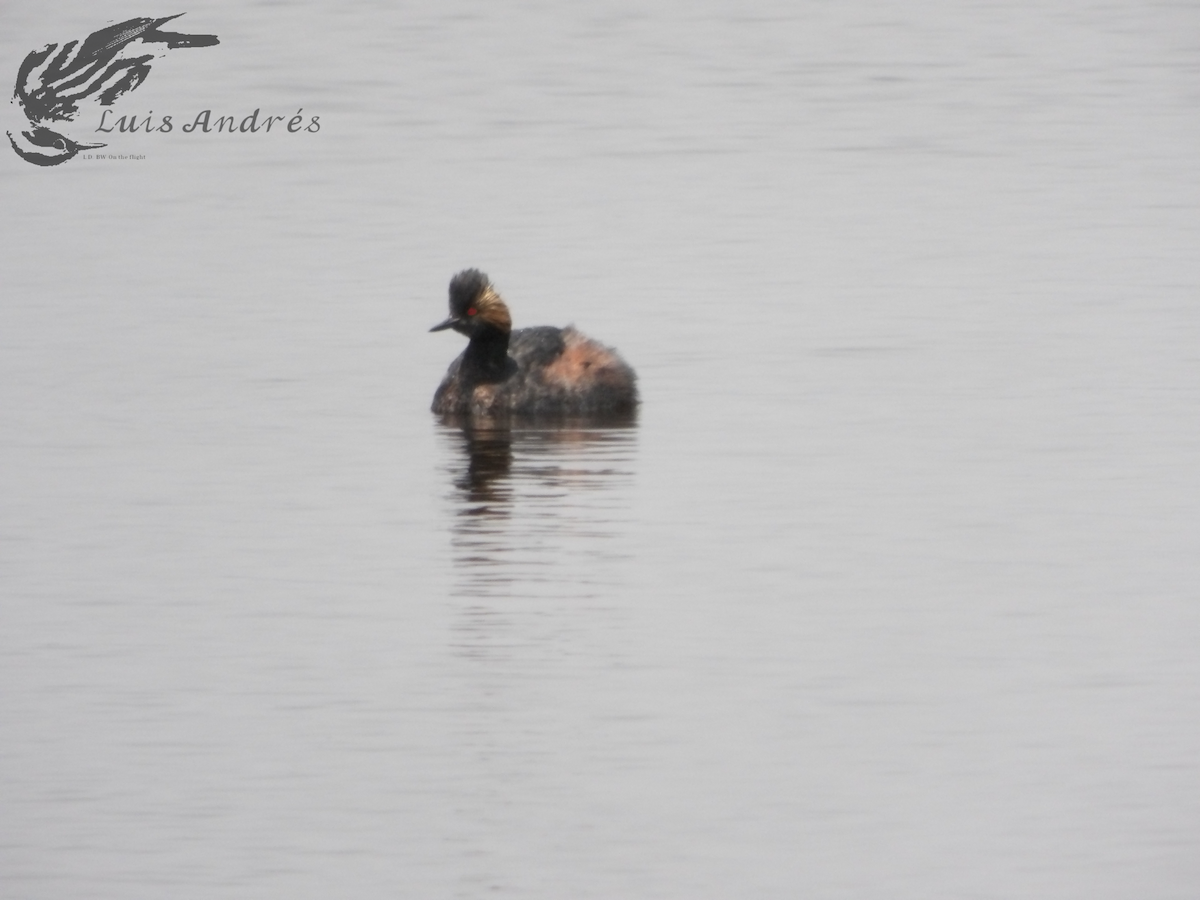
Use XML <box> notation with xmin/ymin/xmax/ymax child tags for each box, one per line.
<box><xmin>430</xmin><ymin>269</ymin><xmax>638</xmax><ymax>417</ymax></box>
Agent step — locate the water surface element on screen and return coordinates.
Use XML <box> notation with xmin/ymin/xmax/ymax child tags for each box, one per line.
<box><xmin>3</xmin><ymin>1</ymin><xmax>1199</xmax><ymax>897</ymax></box>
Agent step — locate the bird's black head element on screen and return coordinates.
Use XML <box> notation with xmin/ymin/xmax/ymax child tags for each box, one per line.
<box><xmin>430</xmin><ymin>268</ymin><xmax>512</xmax><ymax>337</ymax></box>
<box><xmin>448</xmin><ymin>268</ymin><xmax>490</xmax><ymax>317</ymax></box>
<box><xmin>7</xmin><ymin>126</ymin><xmax>105</xmax><ymax>166</ymax></box>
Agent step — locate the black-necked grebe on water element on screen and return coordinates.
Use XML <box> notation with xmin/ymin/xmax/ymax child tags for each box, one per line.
<box><xmin>430</xmin><ymin>269</ymin><xmax>638</xmax><ymax>417</ymax></box>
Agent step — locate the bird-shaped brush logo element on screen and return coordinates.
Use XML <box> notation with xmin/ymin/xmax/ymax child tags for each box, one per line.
<box><xmin>8</xmin><ymin>14</ymin><xmax>218</xmax><ymax>167</ymax></box>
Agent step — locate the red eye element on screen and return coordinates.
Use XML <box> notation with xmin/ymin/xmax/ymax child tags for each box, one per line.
<box><xmin>467</xmin><ymin>307</ymin><xmax>477</xmax><ymax>316</ymax></box>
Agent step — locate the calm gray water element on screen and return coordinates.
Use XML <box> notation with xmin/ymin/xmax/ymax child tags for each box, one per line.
<box><xmin>3</xmin><ymin>1</ymin><xmax>1199</xmax><ymax>897</ymax></box>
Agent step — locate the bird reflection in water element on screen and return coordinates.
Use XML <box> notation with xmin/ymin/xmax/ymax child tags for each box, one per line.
<box><xmin>450</xmin><ymin>419</ymin><xmax>518</xmax><ymax>518</ymax></box>
<box><xmin>436</xmin><ymin>413</ymin><xmax>638</xmax><ymax>605</ymax></box>
<box><xmin>435</xmin><ymin>413</ymin><xmax>637</xmax><ymax>891</ymax></box>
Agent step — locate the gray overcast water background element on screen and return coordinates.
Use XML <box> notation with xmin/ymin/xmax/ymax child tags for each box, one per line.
<box><xmin>2</xmin><ymin>1</ymin><xmax>1199</xmax><ymax>897</ymax></box>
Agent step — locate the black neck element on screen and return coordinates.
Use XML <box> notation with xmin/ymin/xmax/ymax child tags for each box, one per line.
<box><xmin>462</xmin><ymin>324</ymin><xmax>512</xmax><ymax>382</ymax></box>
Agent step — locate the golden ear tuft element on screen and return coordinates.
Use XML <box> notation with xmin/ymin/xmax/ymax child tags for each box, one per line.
<box><xmin>475</xmin><ymin>286</ymin><xmax>512</xmax><ymax>333</ymax></box>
